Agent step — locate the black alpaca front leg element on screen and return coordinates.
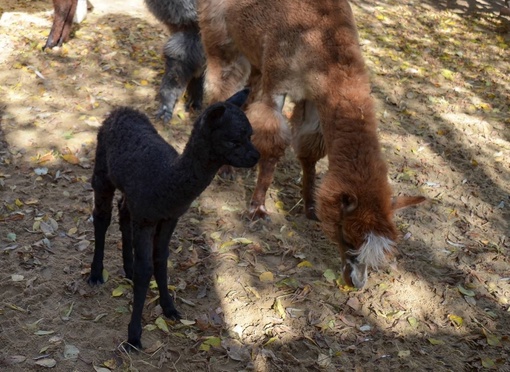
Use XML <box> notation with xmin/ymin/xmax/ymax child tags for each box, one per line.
<box><xmin>118</xmin><ymin>196</ymin><xmax>134</xmax><ymax>280</ymax></box>
<box><xmin>89</xmin><ymin>190</ymin><xmax>114</xmax><ymax>284</ymax></box>
<box><xmin>153</xmin><ymin>219</ymin><xmax>181</xmax><ymax>319</ymax></box>
<box><xmin>127</xmin><ymin>223</ymin><xmax>155</xmax><ymax>350</ymax></box>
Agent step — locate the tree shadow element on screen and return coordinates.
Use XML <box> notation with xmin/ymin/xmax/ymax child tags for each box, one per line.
<box><xmin>421</xmin><ymin>0</ymin><xmax>506</xmax><ymax>15</ymax></box>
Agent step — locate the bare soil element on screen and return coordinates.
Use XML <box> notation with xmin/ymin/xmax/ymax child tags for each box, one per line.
<box><xmin>1</xmin><ymin>0</ymin><xmax>509</xmax><ymax>371</ymax></box>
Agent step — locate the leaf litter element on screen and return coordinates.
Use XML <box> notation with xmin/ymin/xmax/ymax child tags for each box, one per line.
<box><xmin>0</xmin><ymin>0</ymin><xmax>509</xmax><ymax>371</ymax></box>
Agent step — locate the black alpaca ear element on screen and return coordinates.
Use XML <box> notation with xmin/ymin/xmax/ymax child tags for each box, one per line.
<box><xmin>205</xmin><ymin>105</ymin><xmax>227</xmax><ymax>123</ymax></box>
<box><xmin>226</xmin><ymin>88</ymin><xmax>250</xmax><ymax>107</ymax></box>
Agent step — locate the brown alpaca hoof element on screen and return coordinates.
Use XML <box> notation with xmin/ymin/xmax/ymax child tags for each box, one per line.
<box><xmin>217</xmin><ymin>165</ymin><xmax>234</xmax><ymax>180</ymax></box>
<box><xmin>305</xmin><ymin>207</ymin><xmax>319</xmax><ymax>221</ymax></box>
<box><xmin>248</xmin><ymin>204</ymin><xmax>271</xmax><ymax>221</ymax></box>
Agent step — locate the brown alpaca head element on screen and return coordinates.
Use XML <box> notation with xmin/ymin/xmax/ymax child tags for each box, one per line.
<box><xmin>317</xmin><ymin>182</ymin><xmax>425</xmax><ymax>288</ymax></box>
<box><xmin>338</xmin><ymin>194</ymin><xmax>425</xmax><ymax>288</ymax></box>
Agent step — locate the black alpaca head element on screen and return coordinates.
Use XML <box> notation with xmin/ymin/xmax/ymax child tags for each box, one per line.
<box><xmin>196</xmin><ymin>89</ymin><xmax>260</xmax><ymax>168</ymax></box>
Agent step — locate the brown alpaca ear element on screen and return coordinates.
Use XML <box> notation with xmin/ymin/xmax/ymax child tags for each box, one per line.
<box><xmin>391</xmin><ymin>195</ymin><xmax>426</xmax><ymax>211</ymax></box>
<box><xmin>341</xmin><ymin>193</ymin><xmax>358</xmax><ymax>214</ymax></box>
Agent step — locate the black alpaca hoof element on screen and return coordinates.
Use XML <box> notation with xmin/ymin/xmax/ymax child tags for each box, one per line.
<box><xmin>163</xmin><ymin>307</ymin><xmax>181</xmax><ymax>321</ymax></box>
<box><xmin>160</xmin><ymin>296</ymin><xmax>181</xmax><ymax>320</ymax></box>
<box><xmin>87</xmin><ymin>273</ymin><xmax>104</xmax><ymax>286</ymax></box>
<box><xmin>123</xmin><ymin>268</ymin><xmax>133</xmax><ymax>281</ymax></box>
<box><xmin>124</xmin><ymin>340</ymin><xmax>142</xmax><ymax>353</ymax></box>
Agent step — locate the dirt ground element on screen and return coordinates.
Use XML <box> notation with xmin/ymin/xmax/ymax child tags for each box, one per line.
<box><xmin>1</xmin><ymin>0</ymin><xmax>509</xmax><ymax>371</ymax></box>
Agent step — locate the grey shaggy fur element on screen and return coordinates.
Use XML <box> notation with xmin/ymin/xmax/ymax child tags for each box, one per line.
<box><xmin>88</xmin><ymin>89</ymin><xmax>259</xmax><ymax>350</ymax></box>
<box><xmin>145</xmin><ymin>0</ymin><xmax>197</xmax><ymax>27</ymax></box>
<box><xmin>144</xmin><ymin>0</ymin><xmax>205</xmax><ymax>122</ymax></box>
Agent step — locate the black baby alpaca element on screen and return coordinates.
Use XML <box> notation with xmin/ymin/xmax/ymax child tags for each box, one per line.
<box><xmin>88</xmin><ymin>89</ymin><xmax>259</xmax><ymax>350</ymax></box>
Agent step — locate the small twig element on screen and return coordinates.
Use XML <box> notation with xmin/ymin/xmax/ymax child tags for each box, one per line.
<box><xmin>287</xmin><ymin>197</ymin><xmax>303</xmax><ymax>214</ymax></box>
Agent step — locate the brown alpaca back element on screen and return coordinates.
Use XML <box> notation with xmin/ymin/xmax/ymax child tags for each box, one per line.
<box><xmin>202</xmin><ymin>0</ymin><xmax>364</xmax><ymax>98</ymax></box>
<box><xmin>199</xmin><ymin>0</ymin><xmax>424</xmax><ymax>288</ymax></box>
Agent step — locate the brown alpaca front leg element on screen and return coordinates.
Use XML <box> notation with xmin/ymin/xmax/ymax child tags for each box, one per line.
<box><xmin>249</xmin><ymin>157</ymin><xmax>278</xmax><ymax>219</ymax></box>
<box><xmin>245</xmin><ymin>101</ymin><xmax>291</xmax><ymax>219</ymax></box>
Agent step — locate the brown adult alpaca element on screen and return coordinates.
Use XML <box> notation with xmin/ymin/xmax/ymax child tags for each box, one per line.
<box><xmin>198</xmin><ymin>0</ymin><xmax>425</xmax><ymax>287</ymax></box>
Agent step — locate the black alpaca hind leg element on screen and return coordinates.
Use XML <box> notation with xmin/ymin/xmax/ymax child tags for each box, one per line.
<box><xmin>153</xmin><ymin>219</ymin><xmax>181</xmax><ymax>319</ymax></box>
<box><xmin>88</xmin><ymin>189</ymin><xmax>114</xmax><ymax>285</ymax></box>
<box><xmin>126</xmin><ymin>224</ymin><xmax>155</xmax><ymax>351</ymax></box>
<box><xmin>118</xmin><ymin>196</ymin><xmax>134</xmax><ymax>280</ymax></box>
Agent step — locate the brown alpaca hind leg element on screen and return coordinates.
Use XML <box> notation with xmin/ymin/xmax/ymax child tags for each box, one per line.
<box><xmin>291</xmin><ymin>100</ymin><xmax>325</xmax><ymax>220</ymax></box>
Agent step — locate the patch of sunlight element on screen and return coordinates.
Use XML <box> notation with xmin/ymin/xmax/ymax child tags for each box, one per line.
<box><xmin>441</xmin><ymin>112</ymin><xmax>508</xmax><ymax>148</ymax></box>
<box><xmin>368</xmin><ymin>270</ymin><xmax>472</xmax><ymax>337</ymax></box>
<box><xmin>0</xmin><ymin>34</ymin><xmax>14</xmax><ymax>64</ymax></box>
<box><xmin>212</xmin><ymin>256</ymin><xmax>274</xmax><ymax>371</ymax></box>
<box><xmin>6</xmin><ymin>129</ymin><xmax>39</xmax><ymax>149</ymax></box>
<box><xmin>5</xmin><ymin>89</ymin><xmax>27</xmax><ymax>103</ymax></box>
<box><xmin>0</xmin><ymin>12</ymin><xmax>51</xmax><ymax>28</ymax></box>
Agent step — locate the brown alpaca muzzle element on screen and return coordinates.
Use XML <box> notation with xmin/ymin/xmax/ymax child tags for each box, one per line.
<box><xmin>338</xmin><ymin>228</ymin><xmax>395</xmax><ymax>288</ymax></box>
<box><xmin>343</xmin><ymin>254</ymin><xmax>368</xmax><ymax>288</ymax></box>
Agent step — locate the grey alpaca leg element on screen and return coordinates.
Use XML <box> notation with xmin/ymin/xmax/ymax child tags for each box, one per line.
<box><xmin>153</xmin><ymin>219</ymin><xmax>181</xmax><ymax>319</ymax></box>
<box><xmin>127</xmin><ymin>224</ymin><xmax>155</xmax><ymax>350</ymax></box>
<box><xmin>157</xmin><ymin>30</ymin><xmax>205</xmax><ymax>122</ymax></box>
<box><xmin>89</xmin><ymin>188</ymin><xmax>114</xmax><ymax>284</ymax></box>
<box><xmin>118</xmin><ymin>196</ymin><xmax>134</xmax><ymax>280</ymax></box>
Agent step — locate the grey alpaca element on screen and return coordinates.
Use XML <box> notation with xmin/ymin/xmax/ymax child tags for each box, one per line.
<box><xmin>144</xmin><ymin>0</ymin><xmax>205</xmax><ymax>122</ymax></box>
<box><xmin>88</xmin><ymin>89</ymin><xmax>259</xmax><ymax>350</ymax></box>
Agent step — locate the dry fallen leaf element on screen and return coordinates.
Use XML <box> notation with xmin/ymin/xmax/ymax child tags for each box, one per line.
<box><xmin>34</xmin><ymin>358</ymin><xmax>57</xmax><ymax>368</ymax></box>
<box><xmin>259</xmin><ymin>271</ymin><xmax>274</xmax><ymax>282</ymax></box>
<box><xmin>273</xmin><ymin>298</ymin><xmax>286</xmax><ymax>319</ymax></box>
<box><xmin>448</xmin><ymin>314</ymin><xmax>463</xmax><ymax>328</ymax></box>
<box><xmin>155</xmin><ymin>316</ymin><xmax>169</xmax><ymax>333</ymax></box>
<box><xmin>428</xmin><ymin>338</ymin><xmax>445</xmax><ymax>345</ymax></box>
<box><xmin>5</xmin><ymin>355</ymin><xmax>26</xmax><ymax>365</ymax></box>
